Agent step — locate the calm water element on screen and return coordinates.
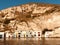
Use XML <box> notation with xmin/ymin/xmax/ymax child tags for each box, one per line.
<box><xmin>0</xmin><ymin>38</ymin><xmax>60</xmax><ymax>45</ymax></box>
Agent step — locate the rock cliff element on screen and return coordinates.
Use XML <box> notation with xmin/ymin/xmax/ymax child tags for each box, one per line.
<box><xmin>0</xmin><ymin>3</ymin><xmax>60</xmax><ymax>35</ymax></box>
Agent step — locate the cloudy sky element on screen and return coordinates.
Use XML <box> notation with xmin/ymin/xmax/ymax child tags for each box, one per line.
<box><xmin>0</xmin><ymin>0</ymin><xmax>60</xmax><ymax>10</ymax></box>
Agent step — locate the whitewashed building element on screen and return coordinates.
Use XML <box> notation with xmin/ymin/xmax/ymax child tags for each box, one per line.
<box><xmin>33</xmin><ymin>31</ymin><xmax>42</xmax><ymax>37</ymax></box>
<box><xmin>0</xmin><ymin>32</ymin><xmax>4</xmax><ymax>38</ymax></box>
<box><xmin>13</xmin><ymin>30</ymin><xmax>19</xmax><ymax>38</ymax></box>
<box><xmin>5</xmin><ymin>31</ymin><xmax>9</xmax><ymax>38</ymax></box>
<box><xmin>20</xmin><ymin>31</ymin><xmax>26</xmax><ymax>38</ymax></box>
<box><xmin>8</xmin><ymin>30</ymin><xmax>42</xmax><ymax>38</ymax></box>
<box><xmin>5</xmin><ymin>31</ymin><xmax>13</xmax><ymax>38</ymax></box>
<box><xmin>45</xmin><ymin>31</ymin><xmax>54</xmax><ymax>37</ymax></box>
<box><xmin>26</xmin><ymin>31</ymin><xmax>32</xmax><ymax>37</ymax></box>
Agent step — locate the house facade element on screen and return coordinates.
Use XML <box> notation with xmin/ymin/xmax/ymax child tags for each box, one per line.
<box><xmin>11</xmin><ymin>30</ymin><xmax>42</xmax><ymax>38</ymax></box>
<box><xmin>0</xmin><ymin>30</ymin><xmax>55</xmax><ymax>38</ymax></box>
<box><xmin>0</xmin><ymin>32</ymin><xmax>4</xmax><ymax>38</ymax></box>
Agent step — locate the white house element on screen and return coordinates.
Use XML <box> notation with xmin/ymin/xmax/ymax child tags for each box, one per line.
<box><xmin>5</xmin><ymin>30</ymin><xmax>42</xmax><ymax>38</ymax></box>
<box><xmin>20</xmin><ymin>31</ymin><xmax>26</xmax><ymax>38</ymax></box>
<box><xmin>5</xmin><ymin>31</ymin><xmax>10</xmax><ymax>38</ymax></box>
<box><xmin>0</xmin><ymin>32</ymin><xmax>4</xmax><ymax>38</ymax></box>
<box><xmin>5</xmin><ymin>31</ymin><xmax>13</xmax><ymax>38</ymax></box>
<box><xmin>26</xmin><ymin>31</ymin><xmax>32</xmax><ymax>37</ymax></box>
<box><xmin>45</xmin><ymin>31</ymin><xmax>53</xmax><ymax>37</ymax></box>
<box><xmin>33</xmin><ymin>31</ymin><xmax>42</xmax><ymax>37</ymax></box>
<box><xmin>14</xmin><ymin>30</ymin><xmax>19</xmax><ymax>38</ymax></box>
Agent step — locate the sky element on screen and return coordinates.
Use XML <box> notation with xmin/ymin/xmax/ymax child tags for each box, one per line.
<box><xmin>0</xmin><ymin>0</ymin><xmax>60</xmax><ymax>10</ymax></box>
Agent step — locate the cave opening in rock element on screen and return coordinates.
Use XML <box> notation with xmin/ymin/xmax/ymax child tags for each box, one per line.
<box><xmin>4</xmin><ymin>19</ymin><xmax>10</xmax><ymax>24</ymax></box>
<box><xmin>42</xmin><ymin>28</ymin><xmax>53</xmax><ymax>35</ymax></box>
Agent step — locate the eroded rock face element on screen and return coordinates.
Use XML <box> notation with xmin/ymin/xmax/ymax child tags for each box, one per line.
<box><xmin>0</xmin><ymin>3</ymin><xmax>60</xmax><ymax>33</ymax></box>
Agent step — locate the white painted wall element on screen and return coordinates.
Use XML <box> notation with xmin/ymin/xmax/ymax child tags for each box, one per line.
<box><xmin>31</xmin><ymin>31</ymin><xmax>42</xmax><ymax>37</ymax></box>
<box><xmin>26</xmin><ymin>31</ymin><xmax>32</xmax><ymax>37</ymax></box>
<box><xmin>45</xmin><ymin>31</ymin><xmax>53</xmax><ymax>37</ymax></box>
<box><xmin>0</xmin><ymin>32</ymin><xmax>4</xmax><ymax>38</ymax></box>
<box><xmin>20</xmin><ymin>31</ymin><xmax>26</xmax><ymax>37</ymax></box>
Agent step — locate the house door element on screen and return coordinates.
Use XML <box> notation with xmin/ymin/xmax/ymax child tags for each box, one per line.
<box><xmin>38</xmin><ymin>32</ymin><xmax>40</xmax><ymax>36</ymax></box>
<box><xmin>18</xmin><ymin>33</ymin><xmax>21</xmax><ymax>38</ymax></box>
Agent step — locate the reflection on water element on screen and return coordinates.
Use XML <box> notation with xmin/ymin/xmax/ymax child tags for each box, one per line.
<box><xmin>0</xmin><ymin>38</ymin><xmax>60</xmax><ymax>45</ymax></box>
